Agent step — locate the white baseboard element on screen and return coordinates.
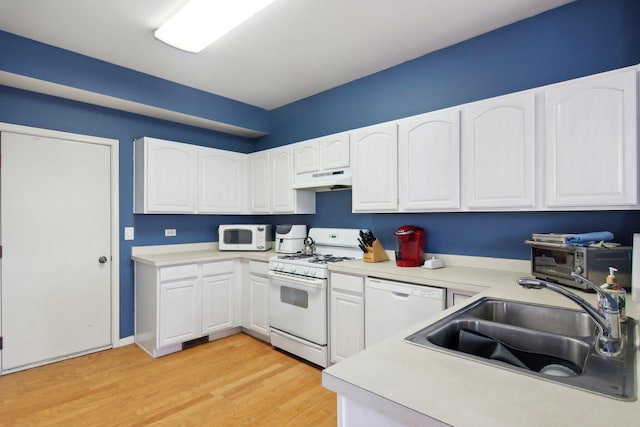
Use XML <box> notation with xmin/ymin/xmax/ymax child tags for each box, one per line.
<box><xmin>116</xmin><ymin>335</ymin><xmax>135</xmax><ymax>347</ymax></box>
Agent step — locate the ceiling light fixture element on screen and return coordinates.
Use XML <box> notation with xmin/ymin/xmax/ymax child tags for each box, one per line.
<box><xmin>154</xmin><ymin>0</ymin><xmax>276</xmax><ymax>53</ymax></box>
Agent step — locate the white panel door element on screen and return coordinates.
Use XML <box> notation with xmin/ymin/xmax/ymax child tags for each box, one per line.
<box><xmin>399</xmin><ymin>109</ymin><xmax>460</xmax><ymax>210</ymax></box>
<box><xmin>463</xmin><ymin>93</ymin><xmax>536</xmax><ymax>208</ymax></box>
<box><xmin>1</xmin><ymin>132</ymin><xmax>111</xmax><ymax>372</ymax></box>
<box><xmin>351</xmin><ymin>123</ymin><xmax>398</xmax><ymax>212</ymax></box>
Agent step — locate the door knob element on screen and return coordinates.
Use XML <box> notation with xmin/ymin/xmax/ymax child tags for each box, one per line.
<box><xmin>98</xmin><ymin>256</ymin><xmax>108</xmax><ymax>264</ymax></box>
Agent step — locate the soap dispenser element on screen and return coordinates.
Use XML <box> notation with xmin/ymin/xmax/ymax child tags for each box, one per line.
<box><xmin>599</xmin><ymin>267</ymin><xmax>626</xmax><ymax>321</ymax></box>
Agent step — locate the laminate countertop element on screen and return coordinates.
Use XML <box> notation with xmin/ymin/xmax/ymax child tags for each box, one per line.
<box><xmin>323</xmin><ymin>258</ymin><xmax>640</xmax><ymax>426</ymax></box>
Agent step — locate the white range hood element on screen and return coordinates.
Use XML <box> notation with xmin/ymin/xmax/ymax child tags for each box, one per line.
<box><xmin>291</xmin><ymin>168</ymin><xmax>352</xmax><ymax>192</ymax></box>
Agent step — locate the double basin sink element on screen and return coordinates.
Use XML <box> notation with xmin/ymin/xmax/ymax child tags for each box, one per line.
<box><xmin>405</xmin><ymin>297</ymin><xmax>636</xmax><ymax>401</ymax></box>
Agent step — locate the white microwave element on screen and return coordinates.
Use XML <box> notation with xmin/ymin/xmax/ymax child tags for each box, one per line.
<box><xmin>218</xmin><ymin>224</ymin><xmax>272</xmax><ymax>251</ymax></box>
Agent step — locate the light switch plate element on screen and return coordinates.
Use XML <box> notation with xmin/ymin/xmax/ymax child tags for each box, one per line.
<box><xmin>124</xmin><ymin>227</ymin><xmax>134</xmax><ymax>241</ymax></box>
<box><xmin>165</xmin><ymin>228</ymin><xmax>177</xmax><ymax>237</ymax></box>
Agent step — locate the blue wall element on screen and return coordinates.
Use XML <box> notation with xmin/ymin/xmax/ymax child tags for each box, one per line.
<box><xmin>1</xmin><ymin>0</ymin><xmax>640</xmax><ymax>338</ymax></box>
<box><xmin>258</xmin><ymin>0</ymin><xmax>640</xmax><ymax>259</ymax></box>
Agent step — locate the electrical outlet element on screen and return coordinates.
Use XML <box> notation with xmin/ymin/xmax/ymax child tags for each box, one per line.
<box><xmin>165</xmin><ymin>228</ymin><xmax>177</xmax><ymax>237</ymax></box>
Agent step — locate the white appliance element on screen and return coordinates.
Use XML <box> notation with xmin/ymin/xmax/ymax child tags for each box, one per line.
<box><xmin>218</xmin><ymin>224</ymin><xmax>272</xmax><ymax>251</ymax></box>
<box><xmin>274</xmin><ymin>224</ymin><xmax>307</xmax><ymax>254</ymax></box>
<box><xmin>365</xmin><ymin>277</ymin><xmax>445</xmax><ymax>347</ymax></box>
<box><xmin>268</xmin><ymin>227</ymin><xmax>365</xmax><ymax>367</ymax></box>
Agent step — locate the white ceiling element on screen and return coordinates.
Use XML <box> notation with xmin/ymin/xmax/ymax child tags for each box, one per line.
<box><xmin>0</xmin><ymin>0</ymin><xmax>574</xmax><ymax>110</ymax></box>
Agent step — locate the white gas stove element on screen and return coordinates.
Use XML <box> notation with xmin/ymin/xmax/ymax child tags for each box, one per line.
<box><xmin>268</xmin><ymin>227</ymin><xmax>366</xmax><ymax>367</ymax></box>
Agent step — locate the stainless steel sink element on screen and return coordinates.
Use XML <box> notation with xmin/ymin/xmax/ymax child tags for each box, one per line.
<box><xmin>405</xmin><ymin>297</ymin><xmax>636</xmax><ymax>401</ymax></box>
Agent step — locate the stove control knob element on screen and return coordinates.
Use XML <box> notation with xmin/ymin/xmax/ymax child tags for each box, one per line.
<box><xmin>303</xmin><ymin>268</ymin><xmax>310</xmax><ymax>275</ymax></box>
<box><xmin>278</xmin><ymin>263</ymin><xmax>285</xmax><ymax>271</ymax></box>
<box><xmin>289</xmin><ymin>266</ymin><xmax>296</xmax><ymax>273</ymax></box>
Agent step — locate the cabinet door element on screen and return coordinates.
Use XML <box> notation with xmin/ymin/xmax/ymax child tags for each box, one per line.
<box><xmin>271</xmin><ymin>146</ymin><xmax>296</xmax><ymax>212</ymax></box>
<box><xmin>351</xmin><ymin>123</ymin><xmax>398</xmax><ymax>212</ymax></box>
<box><xmin>330</xmin><ymin>291</ymin><xmax>364</xmax><ymax>363</ymax></box>
<box><xmin>463</xmin><ymin>93</ymin><xmax>535</xmax><ymax>209</ymax></box>
<box><xmin>202</xmin><ymin>273</ymin><xmax>235</xmax><ymax>333</ymax></box>
<box><xmin>248</xmin><ymin>151</ymin><xmax>270</xmax><ymax>213</ymax></box>
<box><xmin>294</xmin><ymin>139</ymin><xmax>321</xmax><ymax>174</ymax></box>
<box><xmin>320</xmin><ymin>132</ymin><xmax>350</xmax><ymax>170</ymax></box>
<box><xmin>248</xmin><ymin>274</ymin><xmax>269</xmax><ymax>336</ymax></box>
<box><xmin>198</xmin><ymin>147</ymin><xmax>246</xmax><ymax>213</ymax></box>
<box><xmin>544</xmin><ymin>69</ymin><xmax>637</xmax><ymax>207</ymax></box>
<box><xmin>143</xmin><ymin>138</ymin><xmax>197</xmax><ymax>213</ymax></box>
<box><xmin>398</xmin><ymin>109</ymin><xmax>460</xmax><ymax>210</ymax></box>
<box><xmin>158</xmin><ymin>278</ymin><xmax>201</xmax><ymax>347</ymax></box>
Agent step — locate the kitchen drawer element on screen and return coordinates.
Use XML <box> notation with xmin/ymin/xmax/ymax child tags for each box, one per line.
<box><xmin>331</xmin><ymin>272</ymin><xmax>364</xmax><ymax>295</ymax></box>
<box><xmin>249</xmin><ymin>260</ymin><xmax>269</xmax><ymax>276</ymax></box>
<box><xmin>159</xmin><ymin>264</ymin><xmax>199</xmax><ymax>282</ymax></box>
<box><xmin>202</xmin><ymin>259</ymin><xmax>235</xmax><ymax>276</ymax></box>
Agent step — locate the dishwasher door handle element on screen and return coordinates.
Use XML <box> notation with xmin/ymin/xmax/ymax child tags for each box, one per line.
<box><xmin>391</xmin><ymin>291</ymin><xmax>410</xmax><ymax>298</ymax></box>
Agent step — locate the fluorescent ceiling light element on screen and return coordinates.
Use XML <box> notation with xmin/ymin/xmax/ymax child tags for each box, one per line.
<box><xmin>154</xmin><ymin>0</ymin><xmax>276</xmax><ymax>53</ymax></box>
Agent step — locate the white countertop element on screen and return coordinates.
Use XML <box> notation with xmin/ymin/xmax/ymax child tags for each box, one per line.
<box><xmin>130</xmin><ymin>242</ymin><xmax>275</xmax><ymax>266</ymax></box>
<box><xmin>130</xmin><ymin>244</ymin><xmax>639</xmax><ymax>425</ymax></box>
<box><xmin>324</xmin><ymin>259</ymin><xmax>640</xmax><ymax>426</ymax></box>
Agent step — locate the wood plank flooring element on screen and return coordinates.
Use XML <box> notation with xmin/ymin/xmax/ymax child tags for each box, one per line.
<box><xmin>0</xmin><ymin>333</ymin><xmax>337</xmax><ymax>426</ymax></box>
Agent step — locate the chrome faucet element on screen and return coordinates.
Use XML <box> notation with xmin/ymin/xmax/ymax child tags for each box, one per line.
<box><xmin>517</xmin><ymin>272</ymin><xmax>622</xmax><ymax>356</ymax></box>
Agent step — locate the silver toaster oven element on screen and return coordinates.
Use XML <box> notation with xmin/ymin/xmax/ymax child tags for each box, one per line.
<box><xmin>529</xmin><ymin>244</ymin><xmax>632</xmax><ymax>291</ymax></box>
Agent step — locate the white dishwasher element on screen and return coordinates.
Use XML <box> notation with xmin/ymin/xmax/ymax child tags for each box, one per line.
<box><xmin>365</xmin><ymin>277</ymin><xmax>445</xmax><ymax>348</ymax></box>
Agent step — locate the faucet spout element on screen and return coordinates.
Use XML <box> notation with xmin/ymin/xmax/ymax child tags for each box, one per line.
<box><xmin>516</xmin><ymin>276</ymin><xmax>622</xmax><ymax>356</ymax></box>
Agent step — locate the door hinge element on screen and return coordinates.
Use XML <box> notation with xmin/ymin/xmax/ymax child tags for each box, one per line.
<box><xmin>0</xmin><ymin>337</ymin><xmax>3</xmax><ymax>350</ymax></box>
<box><xmin>0</xmin><ymin>245</ymin><xmax>2</xmax><ymax>259</ymax></box>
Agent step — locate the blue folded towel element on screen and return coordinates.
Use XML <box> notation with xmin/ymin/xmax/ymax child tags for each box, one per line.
<box><xmin>564</xmin><ymin>231</ymin><xmax>614</xmax><ymax>247</ymax></box>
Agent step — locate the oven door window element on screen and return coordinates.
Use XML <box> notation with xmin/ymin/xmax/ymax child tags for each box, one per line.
<box><xmin>280</xmin><ymin>286</ymin><xmax>308</xmax><ymax>308</ymax></box>
<box><xmin>533</xmin><ymin>248</ymin><xmax>574</xmax><ymax>276</ymax></box>
<box><xmin>223</xmin><ymin>229</ymin><xmax>253</xmax><ymax>244</ymax></box>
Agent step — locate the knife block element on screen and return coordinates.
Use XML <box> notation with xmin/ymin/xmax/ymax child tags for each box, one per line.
<box><xmin>363</xmin><ymin>239</ymin><xmax>390</xmax><ymax>263</ymax></box>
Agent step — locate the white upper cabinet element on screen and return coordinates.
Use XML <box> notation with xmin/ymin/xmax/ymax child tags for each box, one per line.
<box><xmin>249</xmin><ymin>147</ymin><xmax>315</xmax><ymax>214</ymax></box>
<box><xmin>351</xmin><ymin>123</ymin><xmax>398</xmax><ymax>212</ymax></box>
<box><xmin>134</xmin><ymin>137</ymin><xmax>198</xmax><ymax>214</ymax></box>
<box><xmin>294</xmin><ymin>132</ymin><xmax>350</xmax><ymax>175</ymax></box>
<box><xmin>398</xmin><ymin>109</ymin><xmax>461</xmax><ymax>211</ymax></box>
<box><xmin>198</xmin><ymin>147</ymin><xmax>247</xmax><ymax>214</ymax></box>
<box><xmin>544</xmin><ymin>68</ymin><xmax>638</xmax><ymax>207</ymax></box>
<box><xmin>463</xmin><ymin>92</ymin><xmax>536</xmax><ymax>209</ymax></box>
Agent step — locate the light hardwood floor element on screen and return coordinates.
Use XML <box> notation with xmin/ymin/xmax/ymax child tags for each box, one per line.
<box><xmin>0</xmin><ymin>333</ymin><xmax>337</xmax><ymax>426</ymax></box>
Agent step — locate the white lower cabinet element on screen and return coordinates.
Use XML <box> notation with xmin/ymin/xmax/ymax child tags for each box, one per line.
<box><xmin>330</xmin><ymin>272</ymin><xmax>365</xmax><ymax>364</ymax></box>
<box><xmin>242</xmin><ymin>260</ymin><xmax>270</xmax><ymax>340</ymax></box>
<box><xmin>157</xmin><ymin>270</ymin><xmax>201</xmax><ymax>347</ymax></box>
<box><xmin>135</xmin><ymin>260</ymin><xmax>238</xmax><ymax>358</ymax></box>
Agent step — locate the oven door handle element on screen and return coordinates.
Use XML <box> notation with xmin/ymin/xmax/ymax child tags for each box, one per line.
<box><xmin>268</xmin><ymin>270</ymin><xmax>326</xmax><ymax>289</ymax></box>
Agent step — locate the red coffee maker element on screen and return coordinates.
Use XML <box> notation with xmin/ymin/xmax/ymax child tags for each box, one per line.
<box><xmin>394</xmin><ymin>225</ymin><xmax>425</xmax><ymax>267</ymax></box>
